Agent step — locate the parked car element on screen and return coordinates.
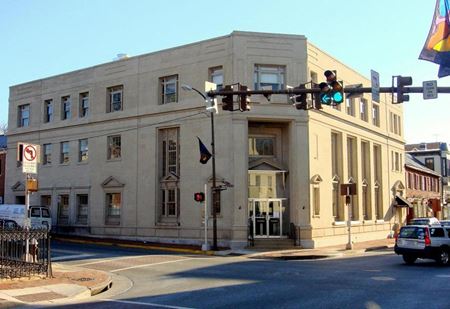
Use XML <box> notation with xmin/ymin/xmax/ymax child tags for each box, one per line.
<box><xmin>395</xmin><ymin>225</ymin><xmax>450</xmax><ymax>265</ymax></box>
<box><xmin>0</xmin><ymin>219</ymin><xmax>20</xmax><ymax>230</ymax></box>
<box><xmin>0</xmin><ymin>205</ymin><xmax>51</xmax><ymax>230</ymax></box>
<box><xmin>440</xmin><ymin>220</ymin><xmax>450</xmax><ymax>226</ymax></box>
<box><xmin>408</xmin><ymin>217</ymin><xmax>440</xmax><ymax>226</ymax></box>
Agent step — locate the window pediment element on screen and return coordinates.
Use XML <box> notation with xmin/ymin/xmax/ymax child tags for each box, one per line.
<box><xmin>311</xmin><ymin>174</ymin><xmax>323</xmax><ymax>184</ymax></box>
<box><xmin>102</xmin><ymin>176</ymin><xmax>125</xmax><ymax>188</ymax></box>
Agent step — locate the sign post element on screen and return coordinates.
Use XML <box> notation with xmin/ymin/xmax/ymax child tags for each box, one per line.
<box><xmin>341</xmin><ymin>183</ymin><xmax>357</xmax><ymax>250</ymax></box>
<box><xmin>18</xmin><ymin>143</ymin><xmax>39</xmax><ymax>261</ymax></box>
<box><xmin>202</xmin><ymin>184</ymin><xmax>210</xmax><ymax>251</ymax></box>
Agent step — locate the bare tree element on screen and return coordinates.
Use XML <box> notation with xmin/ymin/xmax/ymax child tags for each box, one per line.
<box><xmin>0</xmin><ymin>122</ymin><xmax>7</xmax><ymax>135</ymax></box>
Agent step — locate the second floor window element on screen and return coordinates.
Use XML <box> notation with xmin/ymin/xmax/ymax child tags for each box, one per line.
<box><xmin>160</xmin><ymin>75</ymin><xmax>178</xmax><ymax>104</ymax></box>
<box><xmin>18</xmin><ymin>104</ymin><xmax>30</xmax><ymax>128</ymax></box>
<box><xmin>79</xmin><ymin>92</ymin><xmax>89</xmax><ymax>117</ymax></box>
<box><xmin>360</xmin><ymin>98</ymin><xmax>368</xmax><ymax>121</ymax></box>
<box><xmin>372</xmin><ymin>103</ymin><xmax>380</xmax><ymax>126</ymax></box>
<box><xmin>160</xmin><ymin>128</ymin><xmax>179</xmax><ymax>176</ymax></box>
<box><xmin>209</xmin><ymin>66</ymin><xmax>223</xmax><ymax>89</ymax></box>
<box><xmin>43</xmin><ymin>143</ymin><xmax>52</xmax><ymax>165</ymax></box>
<box><xmin>346</xmin><ymin>98</ymin><xmax>355</xmax><ymax>116</ymax></box>
<box><xmin>79</xmin><ymin>139</ymin><xmax>88</xmax><ymax>162</ymax></box>
<box><xmin>60</xmin><ymin>141</ymin><xmax>69</xmax><ymax>164</ymax></box>
<box><xmin>108</xmin><ymin>85</ymin><xmax>123</xmax><ymax>112</ymax></box>
<box><xmin>107</xmin><ymin>135</ymin><xmax>121</xmax><ymax>160</ymax></box>
<box><xmin>44</xmin><ymin>99</ymin><xmax>53</xmax><ymax>123</ymax></box>
<box><xmin>249</xmin><ymin>136</ymin><xmax>275</xmax><ymax>157</ymax></box>
<box><xmin>61</xmin><ymin>96</ymin><xmax>71</xmax><ymax>120</ymax></box>
<box><xmin>254</xmin><ymin>65</ymin><xmax>285</xmax><ymax>90</ymax></box>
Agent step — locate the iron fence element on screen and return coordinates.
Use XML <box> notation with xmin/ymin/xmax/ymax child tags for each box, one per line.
<box><xmin>0</xmin><ymin>228</ymin><xmax>52</xmax><ymax>279</ymax></box>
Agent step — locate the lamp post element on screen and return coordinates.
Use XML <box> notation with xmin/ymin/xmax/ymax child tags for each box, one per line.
<box><xmin>181</xmin><ymin>84</ymin><xmax>218</xmax><ymax>250</ymax></box>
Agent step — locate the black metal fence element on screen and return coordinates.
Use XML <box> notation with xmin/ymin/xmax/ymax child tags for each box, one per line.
<box><xmin>0</xmin><ymin>228</ymin><xmax>52</xmax><ymax>279</ymax></box>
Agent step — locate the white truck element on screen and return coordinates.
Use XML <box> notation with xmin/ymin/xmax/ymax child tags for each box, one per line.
<box><xmin>0</xmin><ymin>204</ymin><xmax>51</xmax><ymax>230</ymax></box>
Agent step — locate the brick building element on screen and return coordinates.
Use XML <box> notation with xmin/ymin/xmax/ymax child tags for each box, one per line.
<box><xmin>405</xmin><ymin>153</ymin><xmax>441</xmax><ymax>221</ymax></box>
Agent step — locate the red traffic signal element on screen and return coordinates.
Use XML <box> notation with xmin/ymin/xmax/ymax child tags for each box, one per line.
<box><xmin>194</xmin><ymin>192</ymin><xmax>205</xmax><ymax>202</ymax></box>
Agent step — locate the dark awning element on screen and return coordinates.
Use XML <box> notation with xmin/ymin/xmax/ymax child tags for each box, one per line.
<box><xmin>395</xmin><ymin>195</ymin><xmax>412</xmax><ymax>208</ymax></box>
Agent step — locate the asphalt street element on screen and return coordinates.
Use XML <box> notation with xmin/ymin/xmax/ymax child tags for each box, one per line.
<box><xmin>50</xmin><ymin>241</ymin><xmax>450</xmax><ymax>309</ymax></box>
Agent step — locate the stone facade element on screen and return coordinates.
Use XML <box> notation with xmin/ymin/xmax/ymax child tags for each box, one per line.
<box><xmin>6</xmin><ymin>31</ymin><xmax>406</xmax><ymax>248</ymax></box>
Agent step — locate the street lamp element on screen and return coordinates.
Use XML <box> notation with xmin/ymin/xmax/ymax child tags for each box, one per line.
<box><xmin>181</xmin><ymin>84</ymin><xmax>219</xmax><ymax>250</ymax></box>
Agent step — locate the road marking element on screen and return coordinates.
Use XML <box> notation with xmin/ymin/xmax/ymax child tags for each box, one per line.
<box><xmin>371</xmin><ymin>276</ymin><xmax>395</xmax><ymax>281</ymax></box>
<box><xmin>52</xmin><ymin>254</ymin><xmax>93</xmax><ymax>261</ymax></box>
<box><xmin>72</xmin><ymin>254</ymin><xmax>172</xmax><ymax>267</ymax></box>
<box><xmin>110</xmin><ymin>257</ymin><xmax>196</xmax><ymax>273</ymax></box>
<box><xmin>436</xmin><ymin>274</ymin><xmax>450</xmax><ymax>278</ymax></box>
<box><xmin>101</xmin><ymin>299</ymin><xmax>195</xmax><ymax>309</ymax></box>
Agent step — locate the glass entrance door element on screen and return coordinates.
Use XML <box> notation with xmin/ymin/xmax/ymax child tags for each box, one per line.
<box><xmin>249</xmin><ymin>198</ymin><xmax>284</xmax><ymax>238</ymax></box>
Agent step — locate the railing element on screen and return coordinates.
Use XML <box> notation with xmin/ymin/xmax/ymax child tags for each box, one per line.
<box><xmin>0</xmin><ymin>228</ymin><xmax>52</xmax><ymax>279</ymax></box>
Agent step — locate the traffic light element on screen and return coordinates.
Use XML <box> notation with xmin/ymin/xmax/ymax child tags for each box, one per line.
<box><xmin>293</xmin><ymin>84</ymin><xmax>308</xmax><ymax>110</ymax></box>
<box><xmin>395</xmin><ymin>76</ymin><xmax>413</xmax><ymax>103</ymax></box>
<box><xmin>239</xmin><ymin>85</ymin><xmax>251</xmax><ymax>111</ymax></box>
<box><xmin>324</xmin><ymin>70</ymin><xmax>344</xmax><ymax>104</ymax></box>
<box><xmin>319</xmin><ymin>82</ymin><xmax>332</xmax><ymax>105</ymax></box>
<box><xmin>194</xmin><ymin>192</ymin><xmax>205</xmax><ymax>202</ymax></box>
<box><xmin>221</xmin><ymin>85</ymin><xmax>233</xmax><ymax>111</ymax></box>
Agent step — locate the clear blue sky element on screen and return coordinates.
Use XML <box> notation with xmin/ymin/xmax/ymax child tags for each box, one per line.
<box><xmin>0</xmin><ymin>0</ymin><xmax>446</xmax><ymax>144</ymax></box>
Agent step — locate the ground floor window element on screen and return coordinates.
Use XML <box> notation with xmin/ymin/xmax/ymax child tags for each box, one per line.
<box><xmin>161</xmin><ymin>189</ymin><xmax>178</xmax><ymax>217</ymax></box>
<box><xmin>77</xmin><ymin>194</ymin><xmax>89</xmax><ymax>225</ymax></box>
<box><xmin>105</xmin><ymin>192</ymin><xmax>121</xmax><ymax>225</ymax></box>
<box><xmin>58</xmin><ymin>194</ymin><xmax>69</xmax><ymax>225</ymax></box>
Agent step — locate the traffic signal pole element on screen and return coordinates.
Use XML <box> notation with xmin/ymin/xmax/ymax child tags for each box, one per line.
<box><xmin>207</xmin><ymin>86</ymin><xmax>450</xmax><ymax>98</ymax></box>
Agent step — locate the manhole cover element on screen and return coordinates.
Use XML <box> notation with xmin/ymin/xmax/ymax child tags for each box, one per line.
<box><xmin>72</xmin><ymin>277</ymin><xmax>95</xmax><ymax>282</ymax></box>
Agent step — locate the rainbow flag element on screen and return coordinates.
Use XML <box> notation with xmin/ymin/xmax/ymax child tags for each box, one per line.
<box><xmin>419</xmin><ymin>0</ymin><xmax>450</xmax><ymax>77</ymax></box>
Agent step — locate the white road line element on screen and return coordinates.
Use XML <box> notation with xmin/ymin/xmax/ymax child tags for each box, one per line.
<box><xmin>101</xmin><ymin>299</ymin><xmax>196</xmax><ymax>309</ymax></box>
<box><xmin>110</xmin><ymin>257</ymin><xmax>196</xmax><ymax>273</ymax></box>
<box><xmin>72</xmin><ymin>254</ymin><xmax>162</xmax><ymax>267</ymax></box>
<box><xmin>52</xmin><ymin>254</ymin><xmax>93</xmax><ymax>261</ymax></box>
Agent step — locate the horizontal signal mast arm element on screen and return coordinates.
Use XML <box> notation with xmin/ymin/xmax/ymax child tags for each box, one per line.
<box><xmin>206</xmin><ymin>87</ymin><xmax>450</xmax><ymax>97</ymax></box>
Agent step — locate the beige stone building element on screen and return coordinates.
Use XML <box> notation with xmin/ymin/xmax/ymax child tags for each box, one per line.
<box><xmin>6</xmin><ymin>31</ymin><xmax>406</xmax><ymax>248</ymax></box>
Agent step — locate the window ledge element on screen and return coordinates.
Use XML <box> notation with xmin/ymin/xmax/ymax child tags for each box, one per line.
<box><xmin>363</xmin><ymin>220</ymin><xmax>374</xmax><ymax>224</ymax></box>
<box><xmin>77</xmin><ymin>161</ymin><xmax>89</xmax><ymax>165</ymax></box>
<box><xmin>107</xmin><ymin>158</ymin><xmax>122</xmax><ymax>162</ymax></box>
<box><xmin>375</xmin><ymin>219</ymin><xmax>386</xmax><ymax>224</ymax></box>
<box><xmin>59</xmin><ymin>163</ymin><xmax>70</xmax><ymax>166</ymax></box>
<box><xmin>333</xmin><ymin>221</ymin><xmax>346</xmax><ymax>226</ymax></box>
<box><xmin>156</xmin><ymin>221</ymin><xmax>180</xmax><ymax>228</ymax></box>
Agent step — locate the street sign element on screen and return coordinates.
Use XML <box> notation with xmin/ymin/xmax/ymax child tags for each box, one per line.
<box><xmin>22</xmin><ymin>143</ymin><xmax>39</xmax><ymax>174</ymax></box>
<box><xmin>371</xmin><ymin>70</ymin><xmax>380</xmax><ymax>103</ymax></box>
<box><xmin>423</xmin><ymin>80</ymin><xmax>438</xmax><ymax>99</ymax></box>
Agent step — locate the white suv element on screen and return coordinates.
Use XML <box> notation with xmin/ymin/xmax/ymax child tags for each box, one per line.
<box><xmin>408</xmin><ymin>217</ymin><xmax>440</xmax><ymax>226</ymax></box>
<box><xmin>395</xmin><ymin>225</ymin><xmax>450</xmax><ymax>265</ymax></box>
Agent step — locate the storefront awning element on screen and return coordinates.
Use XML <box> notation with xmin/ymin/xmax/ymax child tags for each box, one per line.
<box><xmin>395</xmin><ymin>195</ymin><xmax>412</xmax><ymax>208</ymax></box>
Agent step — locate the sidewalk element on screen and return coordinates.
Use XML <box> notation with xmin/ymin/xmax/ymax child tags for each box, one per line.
<box><xmin>0</xmin><ymin>263</ymin><xmax>112</xmax><ymax>307</ymax></box>
<box><xmin>242</xmin><ymin>238</ymin><xmax>396</xmax><ymax>260</ymax></box>
<box><xmin>0</xmin><ymin>236</ymin><xmax>394</xmax><ymax>306</ymax></box>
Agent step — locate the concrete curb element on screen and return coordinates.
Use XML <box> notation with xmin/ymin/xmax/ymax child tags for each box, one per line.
<box><xmin>53</xmin><ymin>235</ymin><xmax>217</xmax><ymax>256</ymax></box>
<box><xmin>89</xmin><ymin>274</ymin><xmax>113</xmax><ymax>296</ymax></box>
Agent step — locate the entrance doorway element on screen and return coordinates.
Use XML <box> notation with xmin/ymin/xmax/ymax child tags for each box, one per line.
<box><xmin>248</xmin><ymin>198</ymin><xmax>286</xmax><ymax>238</ymax></box>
